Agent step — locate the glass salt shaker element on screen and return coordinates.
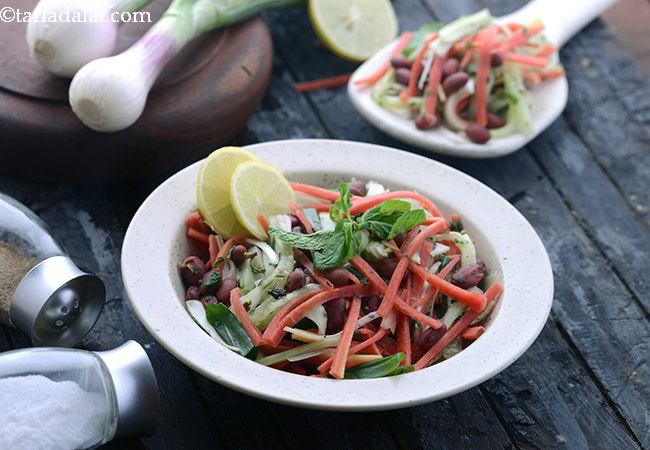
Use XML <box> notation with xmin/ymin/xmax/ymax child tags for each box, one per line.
<box><xmin>0</xmin><ymin>340</ymin><xmax>160</xmax><ymax>449</ymax></box>
<box><xmin>0</xmin><ymin>192</ymin><xmax>105</xmax><ymax>346</ymax></box>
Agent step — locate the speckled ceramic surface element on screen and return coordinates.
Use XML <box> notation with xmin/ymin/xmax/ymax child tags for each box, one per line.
<box><xmin>121</xmin><ymin>139</ymin><xmax>553</xmax><ymax>410</ymax></box>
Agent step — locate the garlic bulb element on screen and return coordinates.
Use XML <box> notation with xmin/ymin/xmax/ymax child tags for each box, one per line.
<box><xmin>26</xmin><ymin>0</ymin><xmax>119</xmax><ymax>78</ymax></box>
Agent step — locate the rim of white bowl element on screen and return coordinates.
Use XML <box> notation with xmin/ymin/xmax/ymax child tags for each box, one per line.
<box><xmin>121</xmin><ymin>139</ymin><xmax>553</xmax><ymax>410</ymax></box>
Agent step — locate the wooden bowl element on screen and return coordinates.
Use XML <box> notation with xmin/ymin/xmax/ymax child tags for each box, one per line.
<box><xmin>0</xmin><ymin>0</ymin><xmax>273</xmax><ymax>183</ymax></box>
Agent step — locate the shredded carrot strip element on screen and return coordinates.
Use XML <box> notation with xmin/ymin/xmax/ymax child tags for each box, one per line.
<box><xmin>414</xmin><ymin>283</ymin><xmax>503</xmax><ymax>370</ymax></box>
<box><xmin>185</xmin><ymin>212</ymin><xmax>212</xmax><ymax>234</ymax></box>
<box><xmin>425</xmin><ymin>55</ymin><xmax>443</xmax><ymax>118</ymax></box>
<box><xmin>257</xmin><ymin>215</ymin><xmax>269</xmax><ymax>234</ymax></box>
<box><xmin>289</xmin><ymin>203</ymin><xmax>313</xmax><ymax>234</ymax></box>
<box><xmin>262</xmin><ymin>289</ymin><xmax>322</xmax><ymax>342</ymax></box>
<box><xmin>378</xmin><ymin>256</ymin><xmax>409</xmax><ymax>317</ymax></box>
<box><xmin>230</xmin><ymin>288</ymin><xmax>265</xmax><ymax>346</ymax></box>
<box><xmin>536</xmin><ymin>44</ymin><xmax>556</xmax><ymax>58</ymax></box>
<box><xmin>289</xmin><ymin>182</ymin><xmax>341</xmax><ymax>202</ymax></box>
<box><xmin>294</xmin><ymin>73</ymin><xmax>353</xmax><ymax>92</ymax></box>
<box><xmin>416</xmin><ymin>255</ymin><xmax>460</xmax><ymax>308</ymax></box>
<box><xmin>330</xmin><ymin>297</ymin><xmax>362</xmax><ymax>379</ymax></box>
<box><xmin>539</xmin><ymin>69</ymin><xmax>565</xmax><ymax>79</ymax></box>
<box><xmin>405</xmin><ymin>219</ymin><xmax>448</xmax><ymax>257</ymax></box>
<box><xmin>502</xmin><ymin>52</ymin><xmax>549</xmax><ymax>68</ymax></box>
<box><xmin>405</xmin><ymin>45</ymin><xmax>427</xmax><ymax>99</ymax></box>
<box><xmin>266</xmin><ymin>284</ymin><xmax>376</xmax><ymax>346</ymax></box>
<box><xmin>396</xmin><ymin>313</ymin><xmax>412</xmax><ymax>365</ymax></box>
<box><xmin>476</xmin><ymin>27</ymin><xmax>497</xmax><ymax>127</ymax></box>
<box><xmin>400</xmin><ymin>228</ymin><xmax>420</xmax><ymax>254</ymax></box>
<box><xmin>409</xmin><ymin>262</ymin><xmax>487</xmax><ymax>313</ymax></box>
<box><xmin>299</xmin><ymin>204</ymin><xmax>331</xmax><ymax>212</ymax></box>
<box><xmin>349</xmin><ymin>191</ymin><xmax>443</xmax><ymax>217</ymax></box>
<box><xmin>207</xmin><ymin>234</ymin><xmax>219</xmax><ymax>268</ymax></box>
<box><xmin>462</xmin><ymin>326</ymin><xmax>485</xmax><ymax>340</ymax></box>
<box><xmin>394</xmin><ymin>297</ymin><xmax>442</xmax><ymax>329</ymax></box>
<box><xmin>349</xmin><ymin>256</ymin><xmax>387</xmax><ymax>294</ymax></box>
<box><xmin>293</xmin><ymin>249</ymin><xmax>333</xmax><ymax>290</ymax></box>
<box><xmin>187</xmin><ymin>228</ymin><xmax>210</xmax><ymax>244</ymax></box>
<box><xmin>494</xmin><ymin>25</ymin><xmax>544</xmax><ymax>53</ymax></box>
<box><xmin>355</xmin><ymin>33</ymin><xmax>414</xmax><ymax>87</ymax></box>
<box><xmin>317</xmin><ymin>328</ymin><xmax>388</xmax><ymax>373</ymax></box>
<box><xmin>459</xmin><ymin>50</ymin><xmax>473</xmax><ymax>69</ymax></box>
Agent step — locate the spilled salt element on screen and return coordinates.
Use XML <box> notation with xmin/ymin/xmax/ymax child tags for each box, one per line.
<box><xmin>0</xmin><ymin>375</ymin><xmax>109</xmax><ymax>450</ymax></box>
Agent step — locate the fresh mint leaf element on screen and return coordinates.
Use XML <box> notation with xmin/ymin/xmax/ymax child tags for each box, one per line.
<box><xmin>329</xmin><ymin>183</ymin><xmax>352</xmax><ymax>222</ymax></box>
<box><xmin>268</xmin><ymin>226</ymin><xmax>334</xmax><ymax>250</ymax></box>
<box><xmin>313</xmin><ymin>226</ymin><xmax>348</xmax><ymax>270</ymax></box>
<box><xmin>359</xmin><ymin>200</ymin><xmax>410</xmax><ymax>240</ymax></box>
<box><xmin>302</xmin><ymin>208</ymin><xmax>322</xmax><ymax>231</ymax></box>
<box><xmin>388</xmin><ymin>209</ymin><xmax>426</xmax><ymax>239</ymax></box>
<box><xmin>403</xmin><ymin>22</ymin><xmax>443</xmax><ymax>57</ymax></box>
<box><xmin>378</xmin><ymin>199</ymin><xmax>411</xmax><ymax>214</ymax></box>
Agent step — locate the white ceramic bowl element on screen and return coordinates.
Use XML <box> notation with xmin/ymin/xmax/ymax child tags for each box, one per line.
<box><xmin>122</xmin><ymin>139</ymin><xmax>553</xmax><ymax>410</ymax></box>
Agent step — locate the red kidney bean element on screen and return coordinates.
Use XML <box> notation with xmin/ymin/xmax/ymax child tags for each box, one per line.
<box><xmin>395</xmin><ymin>68</ymin><xmax>411</xmax><ymax>86</ymax></box>
<box><xmin>486</xmin><ymin>113</ymin><xmax>506</xmax><ymax>129</ymax></box>
<box><xmin>362</xmin><ymin>295</ymin><xmax>382</xmax><ymax>314</ymax></box>
<box><xmin>377</xmin><ymin>259</ymin><xmax>399</xmax><ymax>280</ymax></box>
<box><xmin>491</xmin><ymin>53</ymin><xmax>503</xmax><ymax>67</ymax></box>
<box><xmin>390</xmin><ymin>56</ymin><xmax>413</xmax><ymax>69</ymax></box>
<box><xmin>466</xmin><ymin>124</ymin><xmax>491</xmax><ymax>144</ymax></box>
<box><xmin>186</xmin><ymin>286</ymin><xmax>201</xmax><ymax>301</ymax></box>
<box><xmin>412</xmin><ymin>324</ymin><xmax>448</xmax><ymax>360</ymax></box>
<box><xmin>348</xmin><ymin>181</ymin><xmax>366</xmax><ymax>196</ymax></box>
<box><xmin>442</xmin><ymin>58</ymin><xmax>460</xmax><ymax>79</ymax></box>
<box><xmin>200</xmin><ymin>295</ymin><xmax>218</xmax><ymax>307</ymax></box>
<box><xmin>324</xmin><ymin>268</ymin><xmax>350</xmax><ymax>287</ymax></box>
<box><xmin>180</xmin><ymin>256</ymin><xmax>206</xmax><ymax>286</ymax></box>
<box><xmin>442</xmin><ymin>71</ymin><xmax>469</xmax><ymax>95</ymax></box>
<box><xmin>286</xmin><ymin>268</ymin><xmax>307</xmax><ymax>292</ymax></box>
<box><xmin>216</xmin><ymin>278</ymin><xmax>237</xmax><ymax>305</ymax></box>
<box><xmin>231</xmin><ymin>245</ymin><xmax>250</xmax><ymax>266</ymax></box>
<box><xmin>415</xmin><ymin>113</ymin><xmax>438</xmax><ymax>130</ymax></box>
<box><xmin>324</xmin><ymin>298</ymin><xmax>346</xmax><ymax>334</ymax></box>
<box><xmin>451</xmin><ymin>263</ymin><xmax>486</xmax><ymax>289</ymax></box>
<box><xmin>289</xmin><ymin>214</ymin><xmax>301</xmax><ymax>228</ymax></box>
<box><xmin>199</xmin><ymin>269</ymin><xmax>220</xmax><ymax>296</ymax></box>
<box><xmin>393</xmin><ymin>232</ymin><xmax>408</xmax><ymax>248</ymax></box>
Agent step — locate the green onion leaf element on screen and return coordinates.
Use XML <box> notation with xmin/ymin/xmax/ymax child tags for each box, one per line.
<box><xmin>205</xmin><ymin>303</ymin><xmax>256</xmax><ymax>358</ymax></box>
<box><xmin>344</xmin><ymin>353</ymin><xmax>406</xmax><ymax>379</ymax></box>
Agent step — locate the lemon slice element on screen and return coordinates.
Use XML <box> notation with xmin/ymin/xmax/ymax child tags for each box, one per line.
<box><xmin>196</xmin><ymin>146</ymin><xmax>259</xmax><ymax>237</ymax></box>
<box><xmin>230</xmin><ymin>161</ymin><xmax>296</xmax><ymax>239</ymax></box>
<box><xmin>308</xmin><ymin>0</ymin><xmax>398</xmax><ymax>62</ymax></box>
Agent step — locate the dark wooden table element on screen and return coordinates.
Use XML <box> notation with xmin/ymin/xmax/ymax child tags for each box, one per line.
<box><xmin>2</xmin><ymin>1</ymin><xmax>649</xmax><ymax>448</ymax></box>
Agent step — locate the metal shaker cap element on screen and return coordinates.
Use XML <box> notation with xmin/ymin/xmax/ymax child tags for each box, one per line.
<box><xmin>95</xmin><ymin>340</ymin><xmax>160</xmax><ymax>438</ymax></box>
<box><xmin>10</xmin><ymin>255</ymin><xmax>105</xmax><ymax>347</ymax></box>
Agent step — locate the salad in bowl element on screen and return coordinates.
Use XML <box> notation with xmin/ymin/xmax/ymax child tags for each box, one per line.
<box><xmin>178</xmin><ymin>147</ymin><xmax>503</xmax><ymax>379</ymax></box>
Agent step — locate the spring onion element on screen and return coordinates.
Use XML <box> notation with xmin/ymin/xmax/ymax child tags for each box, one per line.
<box><xmin>26</xmin><ymin>0</ymin><xmax>152</xmax><ymax>78</ymax></box>
<box><xmin>69</xmin><ymin>0</ymin><xmax>305</xmax><ymax>132</ymax></box>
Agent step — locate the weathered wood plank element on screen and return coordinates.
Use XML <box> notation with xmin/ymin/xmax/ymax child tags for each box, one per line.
<box><xmin>265</xmin><ymin>1</ymin><xmax>647</xmax><ymax>447</ymax></box>
<box><xmin>528</xmin><ymin>118</ymin><xmax>650</xmax><ymax>314</ymax></box>
<box><xmin>558</xmin><ymin>22</ymin><xmax>650</xmax><ymax>226</ymax></box>
<box><xmin>0</xmin><ymin>180</ymin><xmax>226</xmax><ymax>450</ymax></box>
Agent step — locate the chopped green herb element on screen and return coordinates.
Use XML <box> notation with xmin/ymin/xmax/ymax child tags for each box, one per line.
<box><xmin>344</xmin><ymin>353</ymin><xmax>406</xmax><ymax>379</ymax></box>
<box><xmin>268</xmin><ymin>289</ymin><xmax>287</xmax><ymax>299</ymax></box>
<box><xmin>450</xmin><ymin>219</ymin><xmax>464</xmax><ymax>232</ymax></box>
<box><xmin>402</xmin><ymin>22</ymin><xmax>443</xmax><ymax>57</ymax></box>
<box><xmin>199</xmin><ymin>270</ymin><xmax>221</xmax><ymax>292</ymax></box>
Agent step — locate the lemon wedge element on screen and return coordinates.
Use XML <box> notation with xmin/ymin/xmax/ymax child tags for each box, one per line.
<box><xmin>196</xmin><ymin>146</ymin><xmax>259</xmax><ymax>237</ymax></box>
<box><xmin>308</xmin><ymin>0</ymin><xmax>398</xmax><ymax>62</ymax></box>
<box><xmin>230</xmin><ymin>161</ymin><xmax>295</xmax><ymax>239</ymax></box>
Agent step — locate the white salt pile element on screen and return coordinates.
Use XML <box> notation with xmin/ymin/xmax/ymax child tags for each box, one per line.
<box><xmin>0</xmin><ymin>375</ymin><xmax>110</xmax><ymax>450</ymax></box>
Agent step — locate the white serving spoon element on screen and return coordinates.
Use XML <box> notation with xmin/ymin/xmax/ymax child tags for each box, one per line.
<box><xmin>348</xmin><ymin>0</ymin><xmax>617</xmax><ymax>158</ymax></box>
